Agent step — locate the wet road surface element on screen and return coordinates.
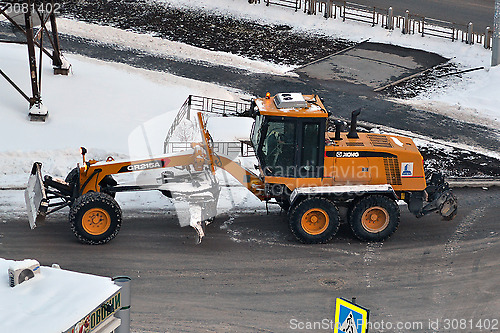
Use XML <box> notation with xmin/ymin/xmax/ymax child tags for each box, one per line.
<box><xmin>1</xmin><ymin>187</ymin><xmax>499</xmax><ymax>332</ymax></box>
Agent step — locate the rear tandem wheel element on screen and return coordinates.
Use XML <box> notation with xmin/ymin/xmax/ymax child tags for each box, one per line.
<box><xmin>349</xmin><ymin>195</ymin><xmax>400</xmax><ymax>242</ymax></box>
<box><xmin>289</xmin><ymin>197</ymin><xmax>340</xmax><ymax>244</ymax></box>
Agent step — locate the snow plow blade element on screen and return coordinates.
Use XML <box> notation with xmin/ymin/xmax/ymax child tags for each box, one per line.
<box><xmin>24</xmin><ymin>162</ymin><xmax>48</xmax><ymax>229</ymax></box>
<box><xmin>421</xmin><ymin>173</ymin><xmax>458</xmax><ymax>221</ymax></box>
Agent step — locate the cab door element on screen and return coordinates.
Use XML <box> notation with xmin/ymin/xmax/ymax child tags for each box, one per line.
<box><xmin>297</xmin><ymin>120</ymin><xmax>325</xmax><ymax>178</ymax></box>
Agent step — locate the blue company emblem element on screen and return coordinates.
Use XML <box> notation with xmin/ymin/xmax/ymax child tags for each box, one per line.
<box><xmin>401</xmin><ymin>163</ymin><xmax>413</xmax><ymax>177</ymax></box>
<box><xmin>334</xmin><ymin>298</ymin><xmax>369</xmax><ymax>333</ymax></box>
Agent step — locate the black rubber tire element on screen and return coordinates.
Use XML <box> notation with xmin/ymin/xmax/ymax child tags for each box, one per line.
<box><xmin>349</xmin><ymin>195</ymin><xmax>400</xmax><ymax>242</ymax></box>
<box><xmin>65</xmin><ymin>167</ymin><xmax>79</xmax><ymax>184</ymax></box>
<box><xmin>289</xmin><ymin>197</ymin><xmax>340</xmax><ymax>244</ymax></box>
<box><xmin>69</xmin><ymin>192</ymin><xmax>122</xmax><ymax>245</ymax></box>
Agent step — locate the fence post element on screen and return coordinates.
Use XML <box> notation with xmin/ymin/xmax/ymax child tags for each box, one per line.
<box><xmin>467</xmin><ymin>22</ymin><xmax>474</xmax><ymax>44</ymax></box>
<box><xmin>343</xmin><ymin>1</ymin><xmax>346</xmax><ymax>21</ymax></box>
<box><xmin>387</xmin><ymin>7</ymin><xmax>393</xmax><ymax>30</ymax></box>
<box><xmin>403</xmin><ymin>10</ymin><xmax>409</xmax><ymax>34</ymax></box>
<box><xmin>266</xmin><ymin>0</ymin><xmax>269</xmax><ymax>6</ymax></box>
<box><xmin>421</xmin><ymin>17</ymin><xmax>425</xmax><ymax>37</ymax></box>
<box><xmin>485</xmin><ymin>27</ymin><xmax>491</xmax><ymax>48</ymax></box>
<box><xmin>325</xmin><ymin>0</ymin><xmax>332</xmax><ymax>18</ymax></box>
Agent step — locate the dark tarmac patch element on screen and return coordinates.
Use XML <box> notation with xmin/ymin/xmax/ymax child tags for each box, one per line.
<box><xmin>60</xmin><ymin>0</ymin><xmax>355</xmax><ymax>66</ymax></box>
<box><xmin>296</xmin><ymin>42</ymin><xmax>447</xmax><ymax>89</ymax></box>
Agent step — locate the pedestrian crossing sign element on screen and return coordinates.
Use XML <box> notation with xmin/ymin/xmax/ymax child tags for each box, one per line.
<box><xmin>334</xmin><ymin>298</ymin><xmax>369</xmax><ymax>333</ymax></box>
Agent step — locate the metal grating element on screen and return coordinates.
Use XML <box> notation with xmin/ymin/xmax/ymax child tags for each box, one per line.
<box><xmin>383</xmin><ymin>157</ymin><xmax>402</xmax><ymax>185</ymax></box>
<box><xmin>368</xmin><ymin>134</ymin><xmax>393</xmax><ymax>148</ymax></box>
<box><xmin>346</xmin><ymin>141</ymin><xmax>364</xmax><ymax>146</ymax></box>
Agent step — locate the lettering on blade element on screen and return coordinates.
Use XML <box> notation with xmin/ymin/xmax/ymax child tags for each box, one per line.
<box><xmin>118</xmin><ymin>160</ymin><xmax>165</xmax><ymax>173</ymax></box>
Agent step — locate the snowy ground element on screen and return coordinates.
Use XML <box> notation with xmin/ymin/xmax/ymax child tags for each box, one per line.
<box><xmin>0</xmin><ymin>42</ymin><xmax>265</xmax><ymax>219</ymax></box>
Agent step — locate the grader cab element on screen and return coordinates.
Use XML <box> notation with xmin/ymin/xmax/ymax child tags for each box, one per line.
<box><xmin>25</xmin><ymin>93</ymin><xmax>457</xmax><ymax>245</ymax></box>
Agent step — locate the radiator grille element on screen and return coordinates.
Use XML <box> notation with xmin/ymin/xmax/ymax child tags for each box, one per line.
<box><xmin>368</xmin><ymin>134</ymin><xmax>393</xmax><ymax>148</ymax></box>
<box><xmin>383</xmin><ymin>157</ymin><xmax>402</xmax><ymax>185</ymax></box>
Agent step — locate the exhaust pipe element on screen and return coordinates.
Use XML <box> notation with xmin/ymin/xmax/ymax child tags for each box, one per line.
<box><xmin>333</xmin><ymin>120</ymin><xmax>345</xmax><ymax>140</ymax></box>
<box><xmin>347</xmin><ymin>108</ymin><xmax>361</xmax><ymax>139</ymax></box>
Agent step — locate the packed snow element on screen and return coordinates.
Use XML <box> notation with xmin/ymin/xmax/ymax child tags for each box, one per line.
<box><xmin>0</xmin><ymin>258</ymin><xmax>120</xmax><ymax>333</ymax></box>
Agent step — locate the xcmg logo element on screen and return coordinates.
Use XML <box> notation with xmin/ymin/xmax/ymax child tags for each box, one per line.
<box><xmin>336</xmin><ymin>151</ymin><xmax>360</xmax><ymax>158</ymax></box>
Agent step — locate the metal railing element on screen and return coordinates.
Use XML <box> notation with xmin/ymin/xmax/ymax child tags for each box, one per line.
<box><xmin>163</xmin><ymin>95</ymin><xmax>251</xmax><ymax>153</ymax></box>
<box><xmin>259</xmin><ymin>0</ymin><xmax>493</xmax><ymax>49</ymax></box>
<box><xmin>266</xmin><ymin>0</ymin><xmax>301</xmax><ymax>11</ymax></box>
<box><xmin>342</xmin><ymin>2</ymin><xmax>385</xmax><ymax>27</ymax></box>
<box><xmin>166</xmin><ymin>141</ymin><xmax>255</xmax><ymax>157</ymax></box>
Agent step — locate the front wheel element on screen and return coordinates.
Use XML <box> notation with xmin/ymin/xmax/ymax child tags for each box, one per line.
<box><xmin>349</xmin><ymin>195</ymin><xmax>400</xmax><ymax>242</ymax></box>
<box><xmin>289</xmin><ymin>197</ymin><xmax>340</xmax><ymax>244</ymax></box>
<box><xmin>69</xmin><ymin>192</ymin><xmax>122</xmax><ymax>245</ymax></box>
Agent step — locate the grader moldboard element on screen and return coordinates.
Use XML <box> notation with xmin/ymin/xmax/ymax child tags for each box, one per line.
<box><xmin>25</xmin><ymin>93</ymin><xmax>457</xmax><ymax>244</ymax></box>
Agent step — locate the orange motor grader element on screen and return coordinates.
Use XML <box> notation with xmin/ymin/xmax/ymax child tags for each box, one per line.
<box><xmin>25</xmin><ymin>93</ymin><xmax>457</xmax><ymax>244</ymax></box>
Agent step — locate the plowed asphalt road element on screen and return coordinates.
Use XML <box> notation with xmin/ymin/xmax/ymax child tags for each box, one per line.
<box><xmin>1</xmin><ymin>187</ymin><xmax>499</xmax><ymax>332</ymax></box>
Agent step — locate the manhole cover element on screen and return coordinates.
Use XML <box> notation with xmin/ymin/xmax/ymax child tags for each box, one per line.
<box><xmin>320</xmin><ymin>279</ymin><xmax>344</xmax><ymax>288</ymax></box>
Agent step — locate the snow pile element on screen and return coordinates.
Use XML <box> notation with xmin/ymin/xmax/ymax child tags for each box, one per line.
<box><xmin>0</xmin><ymin>258</ymin><xmax>119</xmax><ymax>333</ymax></box>
<box><xmin>56</xmin><ymin>18</ymin><xmax>294</xmax><ymax>76</ymax></box>
<box><xmin>404</xmin><ymin>66</ymin><xmax>500</xmax><ymax>128</ymax></box>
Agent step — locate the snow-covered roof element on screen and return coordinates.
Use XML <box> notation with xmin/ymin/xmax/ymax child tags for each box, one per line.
<box><xmin>0</xmin><ymin>258</ymin><xmax>120</xmax><ymax>333</ymax></box>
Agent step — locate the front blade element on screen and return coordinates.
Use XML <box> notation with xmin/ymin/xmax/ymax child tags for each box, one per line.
<box><xmin>24</xmin><ymin>162</ymin><xmax>48</xmax><ymax>229</ymax></box>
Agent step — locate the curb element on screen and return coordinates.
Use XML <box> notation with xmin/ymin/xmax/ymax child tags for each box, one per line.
<box><xmin>447</xmin><ymin>179</ymin><xmax>500</xmax><ymax>188</ymax></box>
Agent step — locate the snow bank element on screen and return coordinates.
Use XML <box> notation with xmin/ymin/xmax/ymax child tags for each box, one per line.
<box><xmin>56</xmin><ymin>18</ymin><xmax>294</xmax><ymax>76</ymax></box>
<box><xmin>401</xmin><ymin>66</ymin><xmax>500</xmax><ymax>128</ymax></box>
<box><xmin>0</xmin><ymin>258</ymin><xmax>119</xmax><ymax>333</ymax></box>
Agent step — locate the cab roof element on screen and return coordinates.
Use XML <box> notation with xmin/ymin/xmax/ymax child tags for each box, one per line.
<box><xmin>254</xmin><ymin>93</ymin><xmax>328</xmax><ymax>118</ymax></box>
